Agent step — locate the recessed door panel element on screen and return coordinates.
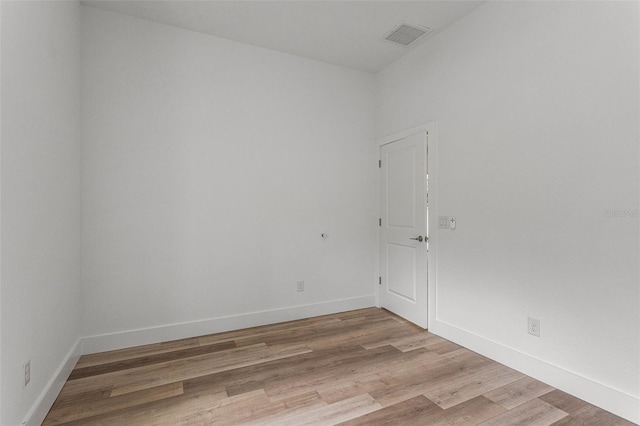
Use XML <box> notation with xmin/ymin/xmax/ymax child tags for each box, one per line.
<box><xmin>387</xmin><ymin>243</ymin><xmax>416</xmax><ymax>302</ymax></box>
<box><xmin>387</xmin><ymin>147</ymin><xmax>416</xmax><ymax>228</ymax></box>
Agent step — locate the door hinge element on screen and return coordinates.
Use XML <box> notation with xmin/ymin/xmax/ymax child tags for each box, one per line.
<box><xmin>379</xmin><ymin>218</ymin><xmax>382</xmax><ymax>227</ymax></box>
<box><xmin>379</xmin><ymin>276</ymin><xmax>382</xmax><ymax>285</ymax></box>
<box><xmin>378</xmin><ymin>160</ymin><xmax>381</xmax><ymax>168</ymax></box>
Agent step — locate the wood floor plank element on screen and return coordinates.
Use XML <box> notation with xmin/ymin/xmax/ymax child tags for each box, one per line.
<box><xmin>369</xmin><ymin>349</ymin><xmax>493</xmax><ymax>408</ymax></box>
<box><xmin>417</xmin><ymin>395</ymin><xmax>507</xmax><ymax>426</ymax></box>
<box><xmin>196</xmin><ymin>315</ymin><xmax>342</xmax><ymax>346</ymax></box>
<box><xmin>423</xmin><ymin>362</ymin><xmax>525</xmax><ymax>409</ymax></box>
<box><xmin>264</xmin><ymin>345</ymin><xmax>449</xmax><ymax>405</ymax></box>
<box><xmin>344</xmin><ymin>395</ymin><xmax>505</xmax><ymax>426</ymax></box>
<box><xmin>280</xmin><ymin>391</ymin><xmax>326</xmax><ymax>410</ymax></box>
<box><xmin>110</xmin><ymin>343</ymin><xmax>311</xmax><ymax>396</ymax></box>
<box><xmin>317</xmin><ymin>374</ymin><xmax>391</xmax><ymax>405</ymax></box>
<box><xmin>263</xmin><ymin>345</ymin><xmax>411</xmax><ymax>401</ymax></box>
<box><xmin>75</xmin><ymin>337</ymin><xmax>201</xmax><ymax>369</ymax></box>
<box><xmin>559</xmin><ymin>404</ymin><xmax>637</xmax><ymax>426</ymax></box>
<box><xmin>211</xmin><ymin>344</ymin><xmax>396</xmax><ymax>395</ymax></box>
<box><xmin>337</xmin><ymin>394</ymin><xmax>441</xmax><ymax>425</ymax></box>
<box><xmin>250</xmin><ymin>393</ymin><xmax>382</xmax><ymax>426</ymax></box>
<box><xmin>57</xmin><ymin>343</ymin><xmax>272</xmax><ymax>398</ymax></box>
<box><xmin>550</xmin><ymin>416</ymin><xmax>588</xmax><ymax>426</ymax></box>
<box><xmin>45</xmin><ymin>386</ymin><xmax>113</xmax><ymax>410</ymax></box>
<box><xmin>43</xmin><ymin>382</ymin><xmax>184</xmax><ymax>425</ymax></box>
<box><xmin>213</xmin><ymin>392</ymin><xmax>329</xmax><ymax>426</ymax></box>
<box><xmin>182</xmin><ymin>388</ymin><xmax>284</xmax><ymax>425</ymax></box>
<box><xmin>232</xmin><ymin>315</ymin><xmax>413</xmax><ymax>352</ymax></box>
<box><xmin>538</xmin><ymin>389</ymin><xmax>590</xmax><ymax>415</ymax></box>
<box><xmin>182</xmin><ymin>347</ymin><xmax>339</xmax><ymax>398</ymax></box>
<box><xmin>426</xmin><ymin>340</ymin><xmax>466</xmax><ymax>355</ymax></box>
<box><xmin>483</xmin><ymin>376</ymin><xmax>555</xmax><ymax>410</ymax></box>
<box><xmin>179</xmin><ymin>343</ymin><xmax>386</xmax><ymax>402</ymax></box>
<box><xmin>59</xmin><ymin>387</ymin><xmax>228</xmax><ymax>425</ymax></box>
<box><xmin>69</xmin><ymin>340</ymin><xmax>237</xmax><ymax>380</ymax></box>
<box><xmin>478</xmin><ymin>398</ymin><xmax>568</xmax><ymax>426</ymax></box>
<box><xmin>360</xmin><ymin>329</ymin><xmax>446</xmax><ymax>351</ymax></box>
<box><xmin>334</xmin><ymin>308</ymin><xmax>398</xmax><ymax>322</ymax></box>
<box><xmin>369</xmin><ymin>348</ymin><xmax>490</xmax><ymax>395</ymax></box>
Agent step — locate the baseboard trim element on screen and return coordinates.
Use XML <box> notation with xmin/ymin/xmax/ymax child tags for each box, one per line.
<box><xmin>429</xmin><ymin>319</ymin><xmax>640</xmax><ymax>424</ymax></box>
<box><xmin>81</xmin><ymin>295</ymin><xmax>376</xmax><ymax>355</ymax></box>
<box><xmin>22</xmin><ymin>338</ymin><xmax>82</xmax><ymax>426</ymax></box>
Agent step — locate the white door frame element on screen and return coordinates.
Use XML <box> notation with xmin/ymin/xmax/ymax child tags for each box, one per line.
<box><xmin>376</xmin><ymin>121</ymin><xmax>438</xmax><ymax>329</ymax></box>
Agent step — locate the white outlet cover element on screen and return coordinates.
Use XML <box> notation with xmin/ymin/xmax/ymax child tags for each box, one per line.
<box><xmin>527</xmin><ymin>317</ymin><xmax>540</xmax><ymax>337</ymax></box>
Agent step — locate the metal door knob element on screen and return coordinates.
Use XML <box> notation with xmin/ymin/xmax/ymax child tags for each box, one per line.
<box><xmin>410</xmin><ymin>236</ymin><xmax>423</xmax><ymax>242</ymax></box>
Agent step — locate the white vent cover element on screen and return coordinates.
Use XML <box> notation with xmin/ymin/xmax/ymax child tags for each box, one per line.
<box><xmin>383</xmin><ymin>23</ymin><xmax>432</xmax><ymax>46</ymax></box>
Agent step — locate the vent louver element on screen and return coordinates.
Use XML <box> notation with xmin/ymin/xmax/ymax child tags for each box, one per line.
<box><xmin>384</xmin><ymin>23</ymin><xmax>431</xmax><ymax>46</ymax></box>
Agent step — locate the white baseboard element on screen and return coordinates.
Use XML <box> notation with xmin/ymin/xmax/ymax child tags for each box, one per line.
<box><xmin>429</xmin><ymin>319</ymin><xmax>640</xmax><ymax>424</ymax></box>
<box><xmin>82</xmin><ymin>295</ymin><xmax>376</xmax><ymax>355</ymax></box>
<box><xmin>22</xmin><ymin>338</ymin><xmax>82</xmax><ymax>426</ymax></box>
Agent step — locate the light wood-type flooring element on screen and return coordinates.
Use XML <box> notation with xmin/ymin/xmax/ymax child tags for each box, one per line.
<box><xmin>44</xmin><ymin>308</ymin><xmax>635</xmax><ymax>425</ymax></box>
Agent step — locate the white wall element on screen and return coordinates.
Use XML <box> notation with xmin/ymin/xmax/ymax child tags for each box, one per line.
<box><xmin>377</xmin><ymin>1</ymin><xmax>639</xmax><ymax>421</ymax></box>
<box><xmin>0</xmin><ymin>1</ymin><xmax>82</xmax><ymax>425</ymax></box>
<box><xmin>81</xmin><ymin>7</ymin><xmax>377</xmax><ymax>345</ymax></box>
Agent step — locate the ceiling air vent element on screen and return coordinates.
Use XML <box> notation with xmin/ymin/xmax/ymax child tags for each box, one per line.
<box><xmin>383</xmin><ymin>23</ymin><xmax>432</xmax><ymax>47</ymax></box>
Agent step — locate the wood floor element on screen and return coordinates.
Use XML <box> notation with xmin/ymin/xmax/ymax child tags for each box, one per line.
<box><xmin>44</xmin><ymin>308</ymin><xmax>634</xmax><ymax>425</ymax></box>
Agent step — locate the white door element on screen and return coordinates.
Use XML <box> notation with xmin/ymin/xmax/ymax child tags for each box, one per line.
<box><xmin>379</xmin><ymin>132</ymin><xmax>428</xmax><ymax>328</ymax></box>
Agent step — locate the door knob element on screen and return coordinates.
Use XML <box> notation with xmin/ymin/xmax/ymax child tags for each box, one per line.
<box><xmin>410</xmin><ymin>236</ymin><xmax>423</xmax><ymax>242</ymax></box>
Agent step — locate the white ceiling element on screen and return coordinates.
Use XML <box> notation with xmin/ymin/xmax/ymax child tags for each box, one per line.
<box><xmin>81</xmin><ymin>1</ymin><xmax>486</xmax><ymax>73</ymax></box>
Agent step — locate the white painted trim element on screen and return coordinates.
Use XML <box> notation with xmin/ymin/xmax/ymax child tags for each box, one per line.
<box><xmin>429</xmin><ymin>319</ymin><xmax>640</xmax><ymax>424</ymax></box>
<box><xmin>0</xmin><ymin>1</ymin><xmax>4</xmax><ymax>421</ymax></box>
<box><xmin>22</xmin><ymin>338</ymin><xmax>82</xmax><ymax>426</ymax></box>
<box><xmin>377</xmin><ymin>122</ymin><xmax>436</xmax><ymax>147</ymax></box>
<box><xmin>425</xmin><ymin>123</ymin><xmax>438</xmax><ymax>332</ymax></box>
<box><xmin>81</xmin><ymin>296</ymin><xmax>376</xmax><ymax>354</ymax></box>
<box><xmin>376</xmin><ymin>121</ymin><xmax>438</xmax><ymax>331</ymax></box>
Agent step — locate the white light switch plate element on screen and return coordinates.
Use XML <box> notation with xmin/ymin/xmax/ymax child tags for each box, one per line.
<box><xmin>439</xmin><ymin>216</ymin><xmax>449</xmax><ymax>229</ymax></box>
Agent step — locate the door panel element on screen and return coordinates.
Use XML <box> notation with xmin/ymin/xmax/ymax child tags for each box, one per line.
<box><xmin>387</xmin><ymin>147</ymin><xmax>416</xmax><ymax>228</ymax></box>
<box><xmin>387</xmin><ymin>243</ymin><xmax>416</xmax><ymax>301</ymax></box>
<box><xmin>380</xmin><ymin>132</ymin><xmax>428</xmax><ymax>328</ymax></box>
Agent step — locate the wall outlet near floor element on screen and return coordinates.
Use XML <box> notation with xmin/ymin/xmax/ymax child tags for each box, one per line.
<box><xmin>296</xmin><ymin>280</ymin><xmax>304</xmax><ymax>292</ymax></box>
<box><xmin>24</xmin><ymin>360</ymin><xmax>31</xmax><ymax>387</ymax></box>
<box><xmin>528</xmin><ymin>317</ymin><xmax>540</xmax><ymax>337</ymax></box>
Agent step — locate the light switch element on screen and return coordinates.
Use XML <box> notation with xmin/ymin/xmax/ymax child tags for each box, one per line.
<box><xmin>439</xmin><ymin>216</ymin><xmax>449</xmax><ymax>229</ymax></box>
<box><xmin>439</xmin><ymin>216</ymin><xmax>456</xmax><ymax>230</ymax></box>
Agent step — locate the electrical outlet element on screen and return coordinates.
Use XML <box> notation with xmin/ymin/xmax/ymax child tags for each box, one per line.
<box><xmin>296</xmin><ymin>280</ymin><xmax>304</xmax><ymax>292</ymax></box>
<box><xmin>24</xmin><ymin>360</ymin><xmax>31</xmax><ymax>387</ymax></box>
<box><xmin>528</xmin><ymin>317</ymin><xmax>540</xmax><ymax>337</ymax></box>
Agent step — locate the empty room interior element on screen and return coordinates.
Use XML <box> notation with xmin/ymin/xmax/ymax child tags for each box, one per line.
<box><xmin>1</xmin><ymin>0</ymin><xmax>639</xmax><ymax>425</ymax></box>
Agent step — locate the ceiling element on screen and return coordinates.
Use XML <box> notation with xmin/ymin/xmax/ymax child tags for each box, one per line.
<box><xmin>81</xmin><ymin>1</ymin><xmax>486</xmax><ymax>73</ymax></box>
